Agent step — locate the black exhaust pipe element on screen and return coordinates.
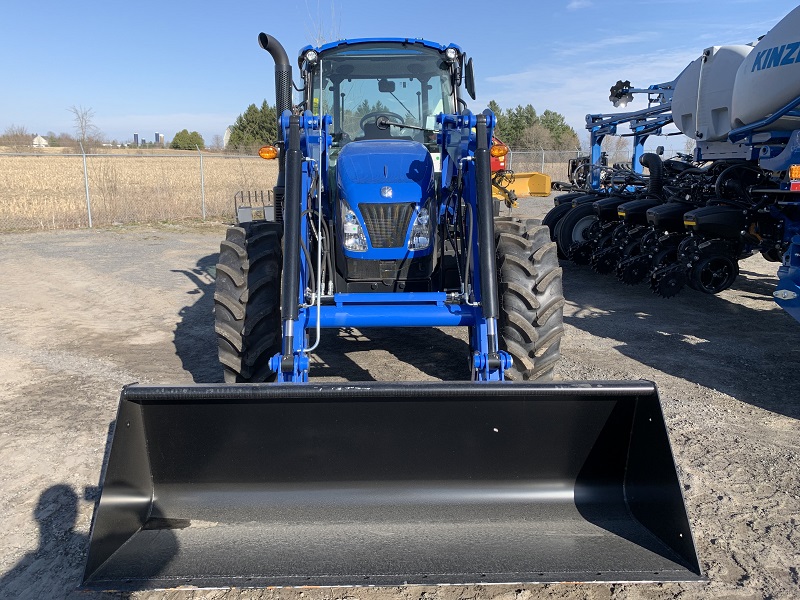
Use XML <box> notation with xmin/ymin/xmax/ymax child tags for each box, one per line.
<box><xmin>258</xmin><ymin>33</ymin><xmax>292</xmax><ymax>117</ymax></box>
<box><xmin>259</xmin><ymin>33</ymin><xmax>293</xmax><ymax>218</ymax></box>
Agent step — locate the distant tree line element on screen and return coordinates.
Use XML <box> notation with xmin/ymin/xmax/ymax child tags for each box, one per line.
<box><xmin>223</xmin><ymin>99</ymin><xmax>579</xmax><ymax>153</ymax></box>
<box><xmin>0</xmin><ymin>104</ymin><xmax>215</xmax><ymax>153</ymax></box>
<box><xmin>488</xmin><ymin>101</ymin><xmax>580</xmax><ymax>151</ymax></box>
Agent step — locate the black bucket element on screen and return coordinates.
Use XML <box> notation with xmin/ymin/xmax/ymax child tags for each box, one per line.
<box><xmin>83</xmin><ymin>381</ymin><xmax>702</xmax><ymax>590</ymax></box>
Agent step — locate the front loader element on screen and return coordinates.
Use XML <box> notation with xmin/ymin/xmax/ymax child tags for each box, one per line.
<box><xmin>83</xmin><ymin>34</ymin><xmax>702</xmax><ymax>590</ymax></box>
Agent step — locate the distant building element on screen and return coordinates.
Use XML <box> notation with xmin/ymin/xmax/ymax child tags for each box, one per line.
<box><xmin>223</xmin><ymin>126</ymin><xmax>232</xmax><ymax>148</ymax></box>
<box><xmin>32</xmin><ymin>135</ymin><xmax>49</xmax><ymax>148</ymax></box>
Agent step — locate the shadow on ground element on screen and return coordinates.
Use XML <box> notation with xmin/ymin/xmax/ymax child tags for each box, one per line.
<box><xmin>311</xmin><ymin>326</ymin><xmax>471</xmax><ymax>381</ymax></box>
<box><xmin>172</xmin><ymin>252</ymin><xmax>471</xmax><ymax>383</ymax></box>
<box><xmin>561</xmin><ymin>262</ymin><xmax>799</xmax><ymax>419</ymax></box>
<box><xmin>172</xmin><ymin>253</ymin><xmax>223</xmax><ymax>383</ymax></box>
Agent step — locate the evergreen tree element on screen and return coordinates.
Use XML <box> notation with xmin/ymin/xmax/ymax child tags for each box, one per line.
<box><xmin>227</xmin><ymin>100</ymin><xmax>277</xmax><ymax>150</ymax></box>
<box><xmin>540</xmin><ymin>109</ymin><xmax>579</xmax><ymax>148</ymax></box>
<box><xmin>505</xmin><ymin>104</ymin><xmax>539</xmax><ymax>147</ymax></box>
<box><xmin>488</xmin><ymin>100</ymin><xmax>508</xmax><ymax>141</ymax></box>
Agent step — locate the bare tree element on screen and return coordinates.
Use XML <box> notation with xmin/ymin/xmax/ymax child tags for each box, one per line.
<box><xmin>602</xmin><ymin>135</ymin><xmax>631</xmax><ymax>166</ymax></box>
<box><xmin>68</xmin><ymin>105</ymin><xmax>101</xmax><ymax>150</ymax></box>
<box><xmin>517</xmin><ymin>123</ymin><xmax>552</xmax><ymax>151</ymax></box>
<box><xmin>210</xmin><ymin>134</ymin><xmax>225</xmax><ymax>151</ymax></box>
<box><xmin>683</xmin><ymin>136</ymin><xmax>697</xmax><ymax>156</ymax></box>
<box><xmin>304</xmin><ymin>0</ymin><xmax>340</xmax><ymax>46</ymax></box>
<box><xmin>1</xmin><ymin>125</ymin><xmax>31</xmax><ymax>152</ymax></box>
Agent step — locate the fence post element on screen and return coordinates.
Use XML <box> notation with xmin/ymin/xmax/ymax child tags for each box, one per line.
<box><xmin>79</xmin><ymin>141</ymin><xmax>93</xmax><ymax>228</ymax></box>
<box><xmin>197</xmin><ymin>145</ymin><xmax>206</xmax><ymax>220</ymax></box>
<box><xmin>540</xmin><ymin>148</ymin><xmax>545</xmax><ymax>174</ymax></box>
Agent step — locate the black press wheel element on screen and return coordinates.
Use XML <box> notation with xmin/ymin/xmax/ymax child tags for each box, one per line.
<box><xmin>690</xmin><ymin>254</ymin><xmax>739</xmax><ymax>294</ymax></box>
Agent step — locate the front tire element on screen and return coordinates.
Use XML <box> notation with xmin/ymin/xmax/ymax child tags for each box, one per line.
<box><xmin>214</xmin><ymin>222</ymin><xmax>283</xmax><ymax>382</ymax></box>
<box><xmin>495</xmin><ymin>218</ymin><xmax>565</xmax><ymax>381</ymax></box>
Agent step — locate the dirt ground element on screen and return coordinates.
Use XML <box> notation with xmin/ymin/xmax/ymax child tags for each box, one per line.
<box><xmin>0</xmin><ymin>194</ymin><xmax>798</xmax><ymax>600</ymax></box>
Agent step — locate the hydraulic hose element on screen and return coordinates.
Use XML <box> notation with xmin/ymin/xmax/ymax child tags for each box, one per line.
<box><xmin>714</xmin><ymin>163</ymin><xmax>762</xmax><ymax>204</ymax></box>
<box><xmin>639</xmin><ymin>153</ymin><xmax>664</xmax><ymax>197</ymax></box>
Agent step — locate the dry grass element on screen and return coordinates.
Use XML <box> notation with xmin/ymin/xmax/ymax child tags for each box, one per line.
<box><xmin>0</xmin><ymin>147</ymin><xmax>577</xmax><ymax>232</ymax></box>
<box><xmin>0</xmin><ymin>150</ymin><xmax>279</xmax><ymax>231</ymax></box>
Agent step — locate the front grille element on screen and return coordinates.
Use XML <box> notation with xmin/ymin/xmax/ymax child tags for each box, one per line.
<box><xmin>359</xmin><ymin>202</ymin><xmax>415</xmax><ymax>248</ymax></box>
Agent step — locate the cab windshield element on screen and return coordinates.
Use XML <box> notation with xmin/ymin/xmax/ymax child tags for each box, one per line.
<box><xmin>309</xmin><ymin>42</ymin><xmax>455</xmax><ymax>147</ymax></box>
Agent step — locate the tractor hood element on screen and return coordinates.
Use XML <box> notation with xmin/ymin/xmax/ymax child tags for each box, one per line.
<box><xmin>337</xmin><ymin>140</ymin><xmax>435</xmax><ymax>205</ymax></box>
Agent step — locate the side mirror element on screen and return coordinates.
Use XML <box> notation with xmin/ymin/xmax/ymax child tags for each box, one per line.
<box><xmin>465</xmin><ymin>57</ymin><xmax>476</xmax><ymax>100</ymax></box>
<box><xmin>378</xmin><ymin>79</ymin><xmax>396</xmax><ymax>93</ymax></box>
<box><xmin>656</xmin><ymin>145</ymin><xmax>665</xmax><ymax>156</ymax></box>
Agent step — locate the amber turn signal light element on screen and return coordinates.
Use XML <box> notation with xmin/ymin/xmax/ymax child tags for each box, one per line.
<box><xmin>259</xmin><ymin>146</ymin><xmax>279</xmax><ymax>160</ymax></box>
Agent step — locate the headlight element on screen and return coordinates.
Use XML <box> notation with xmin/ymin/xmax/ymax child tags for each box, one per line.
<box><xmin>408</xmin><ymin>203</ymin><xmax>432</xmax><ymax>251</ymax></box>
<box><xmin>340</xmin><ymin>199</ymin><xmax>367</xmax><ymax>252</ymax></box>
<box><xmin>304</xmin><ymin>49</ymin><xmax>318</xmax><ymax>65</ymax></box>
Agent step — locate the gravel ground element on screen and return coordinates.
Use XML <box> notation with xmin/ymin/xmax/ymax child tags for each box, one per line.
<box><xmin>0</xmin><ymin>194</ymin><xmax>798</xmax><ymax>600</ymax></box>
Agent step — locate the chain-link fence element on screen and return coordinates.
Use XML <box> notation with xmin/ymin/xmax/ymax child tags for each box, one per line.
<box><xmin>0</xmin><ymin>151</ymin><xmax>279</xmax><ymax>231</ymax></box>
<box><xmin>507</xmin><ymin>150</ymin><xmax>582</xmax><ymax>184</ymax></box>
<box><xmin>508</xmin><ymin>142</ymin><xmax>693</xmax><ymax>185</ymax></box>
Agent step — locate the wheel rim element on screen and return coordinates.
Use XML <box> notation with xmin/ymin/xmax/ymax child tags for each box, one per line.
<box><xmin>693</xmin><ymin>255</ymin><xmax>737</xmax><ymax>294</ymax></box>
<box><xmin>570</xmin><ymin>215</ymin><xmax>597</xmax><ymax>244</ymax></box>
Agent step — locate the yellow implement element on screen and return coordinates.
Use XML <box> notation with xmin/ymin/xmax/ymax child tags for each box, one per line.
<box><xmin>507</xmin><ymin>171</ymin><xmax>552</xmax><ymax>197</ymax></box>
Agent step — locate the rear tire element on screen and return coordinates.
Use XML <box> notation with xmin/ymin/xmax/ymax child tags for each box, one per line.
<box><xmin>214</xmin><ymin>222</ymin><xmax>283</xmax><ymax>382</ymax></box>
<box><xmin>495</xmin><ymin>218</ymin><xmax>565</xmax><ymax>381</ymax></box>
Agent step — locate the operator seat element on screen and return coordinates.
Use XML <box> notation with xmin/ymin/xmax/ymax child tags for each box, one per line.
<box><xmin>357</xmin><ymin>121</ymin><xmax>393</xmax><ymax>141</ymax></box>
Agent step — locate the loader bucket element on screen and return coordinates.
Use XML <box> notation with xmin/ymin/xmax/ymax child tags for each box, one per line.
<box><xmin>83</xmin><ymin>381</ymin><xmax>702</xmax><ymax>590</ymax></box>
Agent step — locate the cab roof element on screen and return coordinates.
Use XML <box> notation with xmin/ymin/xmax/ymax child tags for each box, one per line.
<box><xmin>299</xmin><ymin>38</ymin><xmax>462</xmax><ymax>57</ymax></box>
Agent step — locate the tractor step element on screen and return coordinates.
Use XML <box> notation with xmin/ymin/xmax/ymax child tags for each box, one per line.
<box><xmin>83</xmin><ymin>381</ymin><xmax>702</xmax><ymax>590</ymax></box>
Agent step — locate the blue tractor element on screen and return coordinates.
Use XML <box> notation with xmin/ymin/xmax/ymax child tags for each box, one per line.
<box><xmin>82</xmin><ymin>34</ymin><xmax>701</xmax><ymax>590</ymax></box>
<box><xmin>216</xmin><ymin>35</ymin><xmax>565</xmax><ymax>383</ymax></box>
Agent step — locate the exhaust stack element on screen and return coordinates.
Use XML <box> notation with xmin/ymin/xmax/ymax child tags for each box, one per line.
<box><xmin>258</xmin><ymin>33</ymin><xmax>292</xmax><ymax>118</ymax></box>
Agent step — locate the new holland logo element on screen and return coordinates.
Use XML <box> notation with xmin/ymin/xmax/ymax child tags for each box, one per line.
<box><xmin>751</xmin><ymin>42</ymin><xmax>800</xmax><ymax>72</ymax></box>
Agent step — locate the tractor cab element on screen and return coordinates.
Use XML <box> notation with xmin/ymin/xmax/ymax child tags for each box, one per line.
<box><xmin>297</xmin><ymin>40</ymin><xmax>471</xmax><ymax>292</ymax></box>
<box><xmin>299</xmin><ymin>39</ymin><xmax>463</xmax><ymax>151</ymax></box>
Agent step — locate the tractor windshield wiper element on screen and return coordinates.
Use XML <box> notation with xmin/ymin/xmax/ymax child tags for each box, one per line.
<box><xmin>376</xmin><ymin>116</ymin><xmax>432</xmax><ymax>133</ymax></box>
<box><xmin>388</xmin><ymin>91</ymin><xmax>416</xmax><ymax>120</ymax></box>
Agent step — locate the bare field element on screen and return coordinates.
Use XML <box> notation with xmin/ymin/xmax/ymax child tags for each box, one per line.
<box><xmin>0</xmin><ymin>148</ymin><xmax>576</xmax><ymax>232</ymax></box>
<box><xmin>0</xmin><ymin>153</ymin><xmax>279</xmax><ymax>230</ymax></box>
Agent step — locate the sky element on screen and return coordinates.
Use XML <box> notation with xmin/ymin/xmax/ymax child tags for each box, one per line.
<box><xmin>1</xmin><ymin>0</ymin><xmax>797</xmax><ymax>147</ymax></box>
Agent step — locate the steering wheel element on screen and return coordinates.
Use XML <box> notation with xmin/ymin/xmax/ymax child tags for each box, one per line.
<box><xmin>359</xmin><ymin>111</ymin><xmax>405</xmax><ymax>131</ymax></box>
